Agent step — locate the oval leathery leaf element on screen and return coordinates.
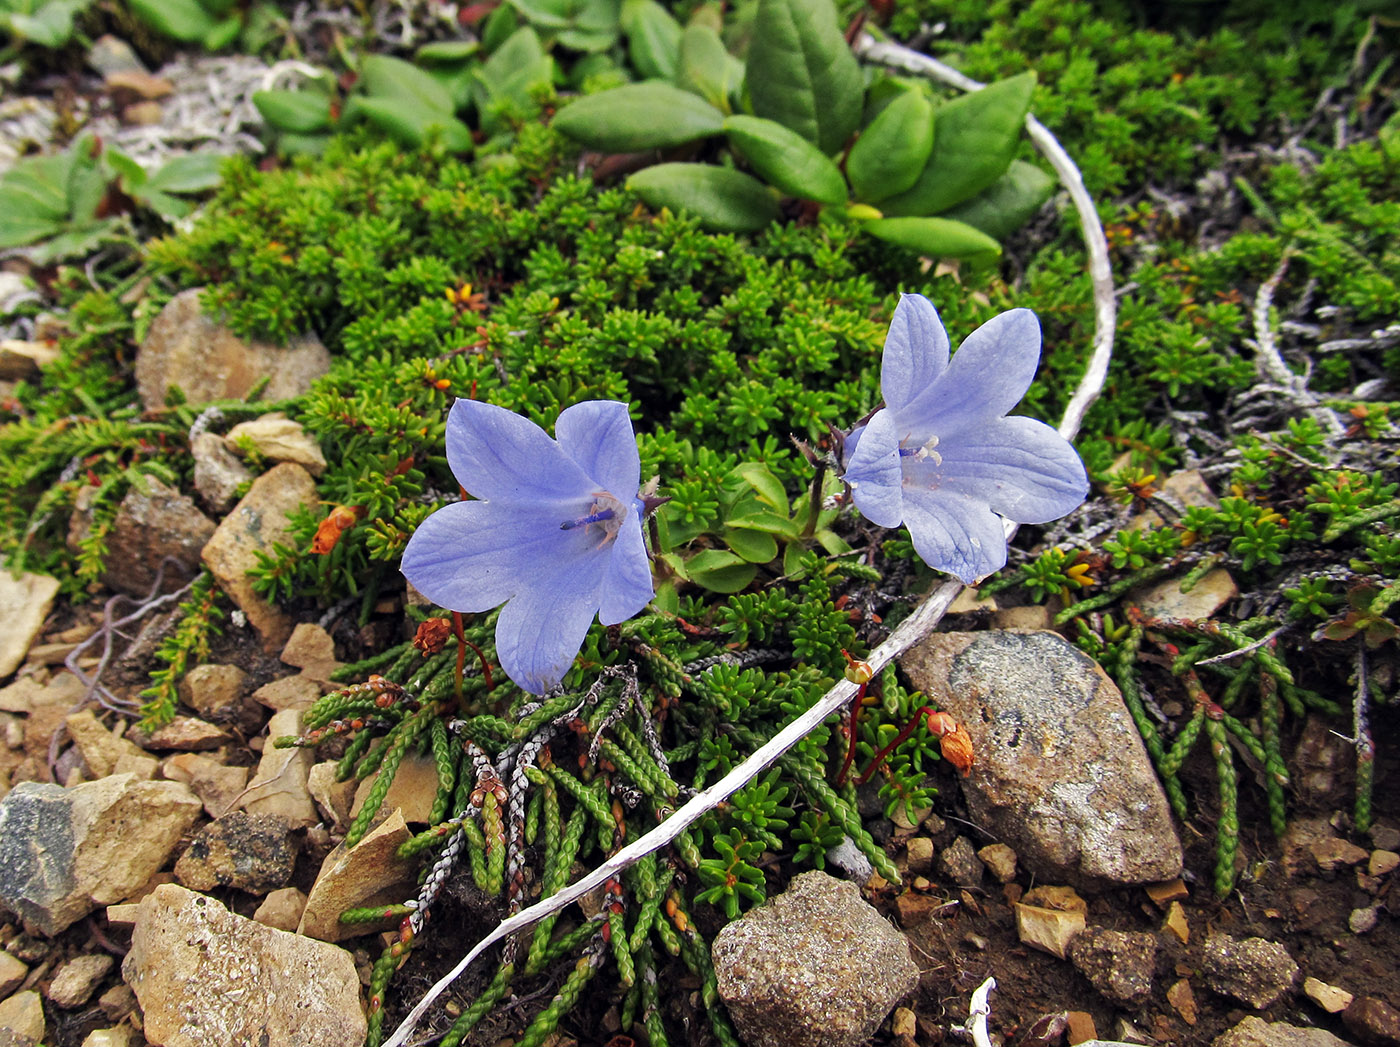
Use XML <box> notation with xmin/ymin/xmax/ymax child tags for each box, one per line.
<box><xmin>846</xmin><ymin>87</ymin><xmax>934</xmax><ymax>203</ymax></box>
<box><xmin>622</xmin><ymin>0</ymin><xmax>682</xmax><ymax>81</ymax></box>
<box><xmin>745</xmin><ymin>0</ymin><xmax>861</xmax><ymax>154</ymax></box>
<box><xmin>940</xmin><ymin>160</ymin><xmax>1056</xmax><ymax>240</ymax></box>
<box><xmin>882</xmin><ymin>71</ymin><xmax>1036</xmax><ymax>217</ymax></box>
<box><xmin>552</xmin><ymin>82</ymin><xmax>725</xmax><ymax>152</ymax></box>
<box><xmin>627</xmin><ymin>163</ymin><xmax>779</xmax><ymax>232</ymax></box>
<box><xmin>679</xmin><ymin>23</ymin><xmax>743</xmax><ymax>113</ymax></box>
<box><xmin>253</xmin><ymin>89</ymin><xmax>333</xmax><ymax>134</ymax></box>
<box><xmin>359</xmin><ymin>54</ymin><xmax>456</xmax><ymax>115</ymax></box>
<box><xmin>354</xmin><ymin>97</ymin><xmax>474</xmax><ymax>152</ymax></box>
<box><xmin>861</xmin><ymin>216</ymin><xmax>1001</xmax><ymax>261</ymax></box>
<box><xmin>723</xmin><ymin>115</ymin><xmax>847</xmax><ymax>205</ymax></box>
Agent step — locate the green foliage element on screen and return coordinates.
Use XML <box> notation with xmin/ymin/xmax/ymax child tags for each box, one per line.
<box><xmin>138</xmin><ymin>571</ymin><xmax>224</xmax><ymax>727</ymax></box>
<box><xmin>0</xmin><ymin>0</ymin><xmax>89</xmax><ymax>50</ymax></box>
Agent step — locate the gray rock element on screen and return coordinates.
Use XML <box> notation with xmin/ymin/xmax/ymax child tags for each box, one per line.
<box><xmin>86</xmin><ymin>35</ymin><xmax>147</xmax><ymax>77</ymax></box>
<box><xmin>1213</xmin><ymin>1016</ymin><xmax>1357</xmax><ymax>1047</ymax></box>
<box><xmin>0</xmin><ymin>571</ymin><xmax>59</xmax><ymax>678</ymax></box>
<box><xmin>712</xmin><ymin>870</ymin><xmax>917</xmax><ymax>1047</ymax></box>
<box><xmin>0</xmin><ymin>774</ymin><xmax>201</xmax><ymax>934</ymax></box>
<box><xmin>200</xmin><ymin>462</ymin><xmax>318</xmax><ymax>652</ymax></box>
<box><xmin>191</xmin><ymin>432</ymin><xmax>253</xmax><ymax>514</ymax></box>
<box><xmin>1201</xmin><ymin>934</ymin><xmax>1299</xmax><ymax>1009</ymax></box>
<box><xmin>135</xmin><ymin>288</ymin><xmax>330</xmax><ymax>412</ymax></box>
<box><xmin>123</xmin><ymin>884</ymin><xmax>366</xmax><ymax>1047</ymax></box>
<box><xmin>1068</xmin><ymin>928</ymin><xmax>1158</xmax><ymax>1004</ymax></box>
<box><xmin>936</xmin><ymin>835</ymin><xmax>984</xmax><ymax>886</ymax></box>
<box><xmin>174</xmin><ymin>812</ymin><xmax>295</xmax><ymax>894</ymax></box>
<box><xmin>101</xmin><ymin>477</ymin><xmax>215</xmax><ymax>596</ymax></box>
<box><xmin>900</xmin><ymin>630</ymin><xmax>1183</xmax><ymax>888</ymax></box>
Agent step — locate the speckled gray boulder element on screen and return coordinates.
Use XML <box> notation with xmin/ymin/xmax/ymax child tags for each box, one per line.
<box><xmin>712</xmin><ymin>870</ymin><xmax>917</xmax><ymax>1047</ymax></box>
<box><xmin>1202</xmin><ymin>934</ymin><xmax>1299</xmax><ymax>1009</ymax></box>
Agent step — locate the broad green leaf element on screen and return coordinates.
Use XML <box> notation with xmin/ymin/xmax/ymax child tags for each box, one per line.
<box><xmin>0</xmin><ymin>156</ymin><xmax>74</xmax><ymax>219</ymax></box>
<box><xmin>416</xmin><ymin>40</ymin><xmax>482</xmax><ymax>63</ymax></box>
<box><xmin>66</xmin><ymin>149</ymin><xmax>107</xmax><ymax>225</ymax></box>
<box><xmin>724</xmin><ymin>115</ymin><xmax>846</xmax><ymax>205</ymax></box>
<box><xmin>940</xmin><ymin>160</ymin><xmax>1056</xmax><ymax>240</ymax></box>
<box><xmin>126</xmin><ymin>0</ymin><xmax>220</xmax><ymax>41</ymax></box>
<box><xmin>815</xmin><ymin>529</ymin><xmax>852</xmax><ymax>555</ymax></box>
<box><xmin>253</xmin><ymin>89</ymin><xmax>333</xmax><ymax>133</ymax></box>
<box><xmin>861</xmin><ymin>216</ymin><xmax>1001</xmax><ymax>261</ymax></box>
<box><xmin>354</xmin><ymin>97</ymin><xmax>474</xmax><ymax>152</ymax></box>
<box><xmin>137</xmin><ymin>188</ymin><xmax>191</xmax><ymax>220</ymax></box>
<box><xmin>686</xmin><ymin>549</ymin><xmax>758</xmax><ymax>593</ymax></box>
<box><xmin>725</xmin><ymin>511</ymin><xmax>800</xmax><ymax>538</ymax></box>
<box><xmin>474</xmin><ymin>27</ymin><xmax>553</xmax><ymax>131</ymax></box>
<box><xmin>627</xmin><ymin>163</ymin><xmax>778</xmax><ymax>232</ymax></box>
<box><xmin>782</xmin><ymin>539</ymin><xmax>808</xmax><ymax>579</ymax></box>
<box><xmin>202</xmin><ymin>13</ymin><xmax>241</xmax><ymax>49</ymax></box>
<box><xmin>553</xmin><ymin>82</ymin><xmax>724</xmax><ymax>152</ymax></box>
<box><xmin>0</xmin><ymin>193</ymin><xmax>65</xmax><ymax>248</ymax></box>
<box><xmin>103</xmin><ymin>148</ymin><xmax>148</xmax><ymax>188</ymax></box>
<box><xmin>510</xmin><ymin>0</ymin><xmax>618</xmax><ymax>51</ymax></box>
<box><xmin>6</xmin><ymin>0</ymin><xmax>86</xmax><ymax>46</ymax></box>
<box><xmin>846</xmin><ymin>88</ymin><xmax>933</xmax><ymax>204</ymax></box>
<box><xmin>650</xmin><ymin>580</ymin><xmax>680</xmax><ymax>614</ymax></box>
<box><xmin>745</xmin><ymin>0</ymin><xmax>861</xmax><ymax>154</ymax></box>
<box><xmin>622</xmin><ymin>0</ymin><xmax>682</xmax><ymax>81</ymax></box>
<box><xmin>148</xmin><ymin>154</ymin><xmax>224</xmax><ymax>194</ymax></box>
<box><xmin>482</xmin><ymin>2</ymin><xmax>519</xmax><ymax>50</ymax></box>
<box><xmin>882</xmin><ymin>71</ymin><xmax>1036</xmax><ymax>217</ymax></box>
<box><xmin>724</xmin><ymin>527</ymin><xmax>779</xmax><ymax>563</ymax></box>
<box><xmin>274</xmin><ymin>132</ymin><xmax>332</xmax><ymax>157</ymax></box>
<box><xmin>732</xmin><ymin>461</ymin><xmax>788</xmax><ymax>510</ymax></box>
<box><xmin>678</xmin><ymin>23</ymin><xmax>741</xmax><ymax>112</ymax></box>
<box><xmin>30</xmin><ymin>219</ymin><xmax>120</xmax><ymax>263</ymax></box>
<box><xmin>359</xmin><ymin>54</ymin><xmax>455</xmax><ymax>115</ymax></box>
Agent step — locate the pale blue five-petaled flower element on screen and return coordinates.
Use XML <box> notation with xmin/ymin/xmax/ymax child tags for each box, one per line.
<box><xmin>840</xmin><ymin>293</ymin><xmax>1089</xmax><ymax>584</ymax></box>
<box><xmin>401</xmin><ymin>398</ymin><xmax>654</xmax><ymax>694</ymax></box>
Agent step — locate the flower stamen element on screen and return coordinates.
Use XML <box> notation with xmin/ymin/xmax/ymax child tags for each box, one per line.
<box><xmin>560</xmin><ymin>508</ymin><xmax>616</xmax><ymax>531</ymax></box>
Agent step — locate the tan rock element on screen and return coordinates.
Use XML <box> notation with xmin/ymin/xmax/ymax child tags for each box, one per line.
<box><xmin>104</xmin><ymin>69</ymin><xmax>173</xmax><ymax>99</ymax></box>
<box><xmin>307</xmin><ymin>761</ymin><xmax>357</xmax><ymax>831</ymax></box>
<box><xmin>96</xmin><ymin>983</ymin><xmax>136</xmax><ymax>1022</ymax></box>
<box><xmin>162</xmin><ymin>752</ymin><xmax>249</xmax><ymax>818</ymax></box>
<box><xmin>123</xmin><ymin>884</ymin><xmax>366</xmax><ymax>1047</ymax></box>
<box><xmin>252</xmin><ymin>674</ymin><xmax>321</xmax><ymax>711</ymax></box>
<box><xmin>1129</xmin><ymin>567</ymin><xmax>1237</xmax><ymax>621</ymax></box>
<box><xmin>46</xmin><ymin>952</ymin><xmax>114</xmax><ymax>1008</ymax></box>
<box><xmin>201</xmin><ymin>463</ymin><xmax>318</xmax><ymax>651</ymax></box>
<box><xmin>1022</xmin><ymin>884</ymin><xmax>1087</xmax><ymax>913</ymax></box>
<box><xmin>226</xmin><ymin>414</ymin><xmax>327</xmax><ymax>476</ymax></box>
<box><xmin>0</xmin><ymin>950</ymin><xmax>28</xmax><ymax>997</ymax></box>
<box><xmin>1303</xmin><ymin>977</ymin><xmax>1353</xmax><ymax>1014</ymax></box>
<box><xmin>904</xmin><ymin>837</ymin><xmax>933</xmax><ymax>876</ymax></box>
<box><xmin>104</xmin><ymin>903</ymin><xmax>140</xmax><ymax>927</ymax></box>
<box><xmin>1168</xmin><ymin>978</ymin><xmax>1198</xmax><ymax>1025</ymax></box>
<box><xmin>1146</xmin><ymin>877</ymin><xmax>1189</xmax><ymax>907</ymax></box>
<box><xmin>990</xmin><ymin>604</ymin><xmax>1053</xmax><ymax>631</ymax></box>
<box><xmin>64</xmin><ymin>710</ymin><xmax>157</xmax><ymax>780</ymax></box>
<box><xmin>254</xmin><ymin>887</ymin><xmax>308</xmax><ymax>932</ymax></box>
<box><xmin>178</xmin><ymin>662</ymin><xmax>254</xmax><ymax>725</ymax></box>
<box><xmin>133</xmin><ymin>715</ymin><xmax>231</xmax><ymax>751</ymax></box>
<box><xmin>1368</xmin><ymin>849</ymin><xmax>1398</xmax><ymax>876</ymax></box>
<box><xmin>977</xmin><ymin>843</ymin><xmax>1017</xmax><ymax>884</ymax></box>
<box><xmin>1308</xmin><ymin>837</ymin><xmax>1369</xmax><ymax>871</ymax></box>
<box><xmin>947</xmin><ymin>587</ymin><xmax>995</xmax><ymax>614</ymax></box>
<box><xmin>135</xmin><ymin>288</ymin><xmax>331</xmax><ymax>412</ymax></box>
<box><xmin>99</xmin><ymin>476</ymin><xmax>216</xmax><ymax>597</ymax></box>
<box><xmin>0</xmin><ymin>989</ymin><xmax>45</xmax><ymax>1041</ymax></box>
<box><xmin>280</xmin><ymin>623</ymin><xmax>342</xmax><ymax>683</ymax></box>
<box><xmin>191</xmin><ymin>432</ymin><xmax>253</xmax><ymax>514</ymax></box>
<box><xmin>82</xmin><ymin>1028</ymin><xmax>136</xmax><ymax>1047</ymax></box>
<box><xmin>0</xmin><ymin>571</ymin><xmax>60</xmax><ymax>678</ymax></box>
<box><xmin>1164</xmin><ymin>900</ymin><xmax>1189</xmax><ymax>944</ymax></box>
<box><xmin>1013</xmin><ymin>901</ymin><xmax>1085</xmax><ymax>959</ymax></box>
<box><xmin>298</xmin><ymin>809</ymin><xmax>419</xmax><ymax>942</ymax></box>
<box><xmin>351</xmin><ymin>752</ymin><xmax>440</xmax><ymax>825</ymax></box>
<box><xmin>240</xmin><ymin>709</ymin><xmax>316</xmax><ymax>827</ymax></box>
<box><xmin>0</xmin><ymin>338</ymin><xmax>58</xmax><ymax>379</ymax></box>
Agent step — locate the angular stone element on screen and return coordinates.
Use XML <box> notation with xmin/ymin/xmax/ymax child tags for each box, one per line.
<box><xmin>1014</xmin><ymin>901</ymin><xmax>1085</xmax><ymax>959</ymax></box>
<box><xmin>901</xmin><ymin>630</ymin><xmax>1183</xmax><ymax>888</ymax></box>
<box><xmin>46</xmin><ymin>952</ymin><xmax>114</xmax><ymax>1008</ymax></box>
<box><xmin>1213</xmin><ymin>1016</ymin><xmax>1357</xmax><ymax>1047</ymax></box>
<box><xmin>1169</xmin><ymin>978</ymin><xmax>1199</xmax><ymax>1025</ymax></box>
<box><xmin>0</xmin><ymin>339</ymin><xmax>58</xmax><ymax>380</ymax></box>
<box><xmin>1370</xmin><ymin>849</ymin><xmax>1400</xmax><ymax>877</ymax></box>
<box><xmin>904</xmin><ymin>837</ymin><xmax>933</xmax><ymax>876</ymax></box>
<box><xmin>0</xmin><ymin>572</ymin><xmax>60</xmax><ymax>678</ymax></box>
<box><xmin>82</xmin><ymin>1028</ymin><xmax>136</xmax><ymax>1047</ymax></box>
<box><xmin>0</xmin><ymin>774</ymin><xmax>201</xmax><ymax>934</ymax></box>
<box><xmin>86</xmin><ymin>35</ymin><xmax>145</xmax><ymax>76</ymax></box>
<box><xmin>712</xmin><ymin>871</ymin><xmax>917</xmax><ymax>1047</ymax></box>
<box><xmin>100</xmin><ymin>477</ymin><xmax>215</xmax><ymax>597</ymax></box>
<box><xmin>1069</xmin><ymin>928</ymin><xmax>1158</xmax><ymax>1004</ymax></box>
<box><xmin>178</xmin><ymin>663</ymin><xmax>254</xmax><ymax>726</ymax></box>
<box><xmin>174</xmin><ymin>812</ymin><xmax>296</xmax><ymax>894</ymax></box>
<box><xmin>201</xmin><ymin>463</ymin><xmax>318</xmax><ymax>651</ymax></box>
<box><xmin>131</xmin><ymin>715</ymin><xmax>231</xmax><ymax>751</ymax></box>
<box><xmin>935</xmin><ymin>835</ymin><xmax>983</xmax><ymax>887</ymax></box>
<box><xmin>0</xmin><ymin>990</ymin><xmax>44</xmax><ymax>1042</ymax></box>
<box><xmin>0</xmin><ymin>951</ymin><xmax>27</xmax><ymax>997</ymax></box>
<box><xmin>280</xmin><ymin>624</ymin><xmax>341</xmax><ymax>683</ymax></box>
<box><xmin>978</xmin><ymin>843</ymin><xmax>1017</xmax><ymax>884</ymax></box>
<box><xmin>1201</xmin><ymin>934</ymin><xmax>1299</xmax><ymax>1009</ymax></box>
<box><xmin>1129</xmin><ymin>567</ymin><xmax>1237</xmax><ymax>621</ymax></box>
<box><xmin>226</xmin><ymin>414</ymin><xmax>327</xmax><ymax>476</ymax></box>
<box><xmin>123</xmin><ymin>884</ymin><xmax>366</xmax><ymax>1047</ymax></box>
<box><xmin>307</xmin><ymin>761</ymin><xmax>356</xmax><ymax>831</ymax></box>
<box><xmin>1344</xmin><ymin>996</ymin><xmax>1400</xmax><ymax>1047</ymax></box>
<box><xmin>351</xmin><ymin>752</ymin><xmax>440</xmax><ymax>825</ymax></box>
<box><xmin>298</xmin><ymin>809</ymin><xmax>418</xmax><ymax>942</ymax></box>
<box><xmin>64</xmin><ymin>711</ymin><xmax>157</xmax><ymax>780</ymax></box>
<box><xmin>135</xmin><ymin>288</ymin><xmax>331</xmax><ymax>412</ymax></box>
<box><xmin>241</xmin><ymin>709</ymin><xmax>316</xmax><ymax>828</ymax></box>
<box><xmin>253</xmin><ymin>886</ymin><xmax>307</xmax><ymax>932</ymax></box>
<box><xmin>1309</xmin><ymin>837</ymin><xmax>1369</xmax><ymax>872</ymax></box>
<box><xmin>191</xmin><ymin>433</ymin><xmax>252</xmax><ymax>514</ymax></box>
<box><xmin>252</xmin><ymin>675</ymin><xmax>321</xmax><ymax>711</ymax></box>
<box><xmin>1303</xmin><ymin>977</ymin><xmax>1353</xmax><ymax>1014</ymax></box>
<box><xmin>162</xmin><ymin>752</ymin><xmax>249</xmax><ymax>819</ymax></box>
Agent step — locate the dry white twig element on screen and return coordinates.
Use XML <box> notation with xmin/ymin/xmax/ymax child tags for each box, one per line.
<box><xmin>384</xmin><ymin>39</ymin><xmax>1117</xmax><ymax>1047</ymax></box>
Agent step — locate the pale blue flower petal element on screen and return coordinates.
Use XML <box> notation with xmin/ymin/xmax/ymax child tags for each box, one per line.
<box><xmin>840</xmin><ymin>409</ymin><xmax>904</xmax><ymax>528</ymax></box>
<box><xmin>556</xmin><ymin>400</ymin><xmax>642</xmax><ymax>503</ymax></box>
<box><xmin>934</xmin><ymin>416</ymin><xmax>1089</xmax><ymax>524</ymax></box>
<box><xmin>898</xmin><ymin>308</ymin><xmax>1042</xmax><ymax>439</ymax></box>
<box><xmin>900</xmin><ymin>486</ymin><xmax>1011</xmax><ymax>584</ymax></box>
<box><xmin>493</xmin><ymin>556</ymin><xmax>610</xmax><ymax>693</ymax></box>
<box><xmin>598</xmin><ymin>507</ymin><xmax>654</xmax><ymax>625</ymax></box>
<box><xmin>446</xmin><ymin>398</ymin><xmax>593</xmax><ymax>507</ymax></box>
<box><xmin>880</xmin><ymin>294</ymin><xmax>950</xmax><ymax>413</ymax></box>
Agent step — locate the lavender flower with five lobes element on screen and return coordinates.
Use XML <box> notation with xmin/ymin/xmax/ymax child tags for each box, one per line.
<box><xmin>840</xmin><ymin>293</ymin><xmax>1089</xmax><ymax>585</ymax></box>
<box><xmin>401</xmin><ymin>398</ymin><xmax>655</xmax><ymax>694</ymax></box>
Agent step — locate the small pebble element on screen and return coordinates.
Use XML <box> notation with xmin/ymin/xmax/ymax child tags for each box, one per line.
<box><xmin>1303</xmin><ymin>976</ymin><xmax>1353</xmax><ymax>1014</ymax></box>
<box><xmin>1348</xmin><ymin>906</ymin><xmax>1379</xmax><ymax>935</ymax></box>
<box><xmin>1368</xmin><ymin>849</ymin><xmax>1399</xmax><ymax>877</ymax></box>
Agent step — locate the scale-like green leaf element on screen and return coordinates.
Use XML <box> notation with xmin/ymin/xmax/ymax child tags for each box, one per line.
<box><xmin>882</xmin><ymin>71</ymin><xmax>1036</xmax><ymax>217</ymax></box>
<box><xmin>359</xmin><ymin>54</ymin><xmax>455</xmax><ymax>114</ymax></box>
<box><xmin>861</xmin><ymin>216</ymin><xmax>1001</xmax><ymax>260</ymax></box>
<box><xmin>846</xmin><ymin>88</ymin><xmax>934</xmax><ymax>204</ymax></box>
<box><xmin>553</xmin><ymin>83</ymin><xmax>724</xmax><ymax>152</ymax></box>
<box><xmin>627</xmin><ymin>163</ymin><xmax>778</xmax><ymax>232</ymax></box>
<box><xmin>724</xmin><ymin>115</ymin><xmax>846</xmax><ymax>205</ymax></box>
<box><xmin>622</xmin><ymin>0</ymin><xmax>682</xmax><ymax>81</ymax></box>
<box><xmin>745</xmin><ymin>0</ymin><xmax>861</xmax><ymax>154</ymax></box>
<box><xmin>253</xmin><ymin>89</ymin><xmax>334</xmax><ymax>133</ymax></box>
<box><xmin>940</xmin><ymin>160</ymin><xmax>1056</xmax><ymax>239</ymax></box>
